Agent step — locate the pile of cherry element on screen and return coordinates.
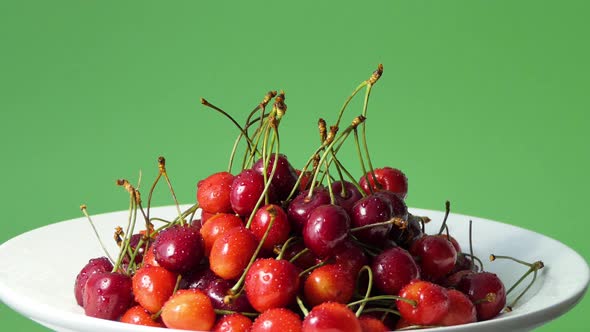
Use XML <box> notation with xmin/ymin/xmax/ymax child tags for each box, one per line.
<box><xmin>75</xmin><ymin>66</ymin><xmax>541</xmax><ymax>331</ymax></box>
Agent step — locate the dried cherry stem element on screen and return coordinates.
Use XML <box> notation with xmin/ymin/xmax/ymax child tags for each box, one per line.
<box><xmin>355</xmin><ymin>266</ymin><xmax>374</xmax><ymax>317</ymax></box>
<box><xmin>490</xmin><ymin>254</ymin><xmax>544</xmax><ymax>310</ymax></box>
<box><xmin>437</xmin><ymin>201</ymin><xmax>451</xmax><ymax>235</ymax></box>
<box><xmin>228</xmin><ymin>207</ymin><xmax>277</xmax><ymax>299</ymax></box>
<box><xmin>333</xmin><ymin>64</ymin><xmax>382</xmax><ymax>128</ymax></box>
<box><xmin>201</xmin><ymin>98</ymin><xmax>258</xmax><ymax>157</ymax></box>
<box><xmin>158</xmin><ymin>157</ymin><xmax>185</xmax><ymax>226</ymax></box>
<box><xmin>245</xmin><ymin>124</ymin><xmax>280</xmax><ymax>228</ymax></box>
<box><xmin>275</xmin><ymin>236</ymin><xmax>299</xmax><ymax>260</ymax></box>
<box><xmin>306</xmin><ymin>116</ymin><xmax>366</xmax><ymax>200</ymax></box>
<box><xmin>80</xmin><ymin>205</ymin><xmax>115</xmax><ymax>264</ymax></box>
<box><xmin>350</xmin><ymin>217</ymin><xmax>407</xmax><ymax>233</ymax></box>
<box><xmin>112</xmin><ymin>183</ymin><xmax>139</xmax><ymax>274</ymax></box>
<box><xmin>347</xmin><ymin>295</ymin><xmax>417</xmax><ymax>308</ymax></box>
<box><xmin>296</xmin><ymin>296</ymin><xmax>310</xmax><ymax>317</ymax></box>
<box><xmin>474</xmin><ymin>292</ymin><xmax>497</xmax><ymax>304</ymax></box>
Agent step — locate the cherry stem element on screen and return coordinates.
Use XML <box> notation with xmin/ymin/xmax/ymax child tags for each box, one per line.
<box><xmin>469</xmin><ymin>219</ymin><xmax>474</xmax><ymax>263</ymax></box>
<box><xmin>213</xmin><ymin>309</ymin><xmax>259</xmax><ymax>318</ymax></box>
<box><xmin>113</xmin><ymin>183</ymin><xmax>139</xmax><ymax>274</ymax></box>
<box><xmin>353</xmin><ymin>129</ymin><xmax>372</xmax><ymax>194</ymax></box>
<box><xmin>359</xmin><ymin>83</ymin><xmax>380</xmax><ymax>192</ymax></box>
<box><xmin>296</xmin><ymin>296</ymin><xmax>309</xmax><ymax>317</ymax></box>
<box><xmin>229</xmin><ymin>207</ymin><xmax>277</xmax><ymax>296</ymax></box>
<box><xmin>334</xmin><ymin>81</ymin><xmax>367</xmax><ymax>128</ymax></box>
<box><xmin>355</xmin><ymin>265</ymin><xmax>374</xmax><ymax>317</ymax></box>
<box><xmin>80</xmin><ymin>205</ymin><xmax>116</xmax><ymax>264</ymax></box>
<box><xmin>276</xmin><ymin>236</ymin><xmax>299</xmax><ymax>261</ymax></box>
<box><xmin>437</xmin><ymin>201</ymin><xmax>451</xmax><ymax>235</ymax></box>
<box><xmin>347</xmin><ymin>295</ymin><xmax>417</xmax><ymax>308</ymax></box>
<box><xmin>462</xmin><ymin>253</ymin><xmax>485</xmax><ymax>271</ymax></box>
<box><xmin>288</xmin><ymin>247</ymin><xmax>310</xmax><ymax>264</ymax></box>
<box><xmin>490</xmin><ymin>254</ymin><xmax>544</xmax><ymax>308</ymax></box>
<box><xmin>330</xmin><ymin>156</ymin><xmax>366</xmax><ymax>197</ymax></box>
<box><xmin>158</xmin><ymin>157</ymin><xmax>185</xmax><ymax>226</ymax></box>
<box><xmin>299</xmin><ymin>260</ymin><xmax>328</xmax><ymax>277</ymax></box>
<box><xmin>146</xmin><ymin>172</ymin><xmax>162</xmax><ymax>223</ymax></box>
<box><xmin>350</xmin><ymin>217</ymin><xmax>407</xmax><ymax>233</ymax></box>
<box><xmin>360</xmin><ymin>307</ymin><xmax>400</xmax><ymax>316</ymax></box>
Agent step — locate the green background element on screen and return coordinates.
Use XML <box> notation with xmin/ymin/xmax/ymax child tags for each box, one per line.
<box><xmin>1</xmin><ymin>0</ymin><xmax>588</xmax><ymax>330</ymax></box>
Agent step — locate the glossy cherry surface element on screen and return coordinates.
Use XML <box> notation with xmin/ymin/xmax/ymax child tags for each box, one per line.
<box><xmin>359</xmin><ymin>167</ymin><xmax>408</xmax><ymax>199</ymax></box>
<box><xmin>83</xmin><ymin>272</ymin><xmax>133</xmax><ymax>321</ymax></box>
<box><xmin>252</xmin><ymin>153</ymin><xmax>298</xmax><ymax>201</ymax></box>
<box><xmin>74</xmin><ymin>256</ymin><xmax>113</xmax><ymax>307</ymax></box>
<box><xmin>287</xmin><ymin>188</ymin><xmax>331</xmax><ymax>232</ymax></box>
<box><xmin>153</xmin><ymin>224</ymin><xmax>204</xmax><ymax>274</ymax></box>
<box><xmin>197</xmin><ymin>171</ymin><xmax>235</xmax><ymax>214</ymax></box>
<box><xmin>303</xmin><ymin>204</ymin><xmax>350</xmax><ymax>258</ymax></box>
<box><xmin>245</xmin><ymin>258</ymin><xmax>300</xmax><ymax>312</ymax></box>
<box><xmin>371</xmin><ymin>246</ymin><xmax>419</xmax><ymax>295</ymax></box>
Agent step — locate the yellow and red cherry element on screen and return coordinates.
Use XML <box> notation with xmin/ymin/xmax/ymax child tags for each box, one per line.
<box><xmin>197</xmin><ymin>171</ymin><xmax>235</xmax><ymax>214</ymax></box>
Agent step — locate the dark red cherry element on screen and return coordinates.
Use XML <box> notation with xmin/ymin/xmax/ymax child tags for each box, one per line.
<box><xmin>252</xmin><ymin>154</ymin><xmax>298</xmax><ymax>201</ymax></box>
<box><xmin>373</xmin><ymin>190</ymin><xmax>408</xmax><ymax>218</ymax></box>
<box><xmin>230</xmin><ymin>169</ymin><xmax>276</xmax><ymax>216</ymax></box>
<box><xmin>153</xmin><ymin>224</ymin><xmax>205</xmax><ymax>274</ymax></box>
<box><xmin>331</xmin><ymin>181</ymin><xmax>363</xmax><ymax>214</ymax></box>
<box><xmin>123</xmin><ymin>233</ymin><xmax>150</xmax><ymax>264</ymax></box>
<box><xmin>332</xmin><ymin>240</ymin><xmax>368</xmax><ymax>277</ymax></box>
<box><xmin>205</xmin><ymin>278</ymin><xmax>253</xmax><ymax>312</ymax></box>
<box><xmin>350</xmin><ymin>194</ymin><xmax>392</xmax><ymax>245</ymax></box>
<box><xmin>83</xmin><ymin>272</ymin><xmax>133</xmax><ymax>320</ymax></box>
<box><xmin>282</xmin><ymin>241</ymin><xmax>319</xmax><ymax>271</ymax></box>
<box><xmin>372</xmin><ymin>247</ymin><xmax>420</xmax><ymax>295</ymax></box>
<box><xmin>303</xmin><ymin>204</ymin><xmax>351</xmax><ymax>258</ymax></box>
<box><xmin>74</xmin><ymin>257</ymin><xmax>113</xmax><ymax>307</ymax></box>
<box><xmin>359</xmin><ymin>167</ymin><xmax>408</xmax><ymax>199</ymax></box>
<box><xmin>410</xmin><ymin>235</ymin><xmax>457</xmax><ymax>279</ymax></box>
<box><xmin>250</xmin><ymin>204</ymin><xmax>291</xmax><ymax>251</ymax></box>
<box><xmin>389</xmin><ymin>213</ymin><xmax>423</xmax><ymax>248</ymax></box>
<box><xmin>287</xmin><ymin>188</ymin><xmax>331</xmax><ymax>233</ymax></box>
<box><xmin>457</xmin><ymin>272</ymin><xmax>506</xmax><ymax>321</ymax></box>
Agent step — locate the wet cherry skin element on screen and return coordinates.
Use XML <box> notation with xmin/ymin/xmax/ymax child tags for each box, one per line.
<box><xmin>153</xmin><ymin>224</ymin><xmax>205</xmax><ymax>274</ymax></box>
<box><xmin>251</xmin><ymin>308</ymin><xmax>302</xmax><ymax>332</ymax></box>
<box><xmin>74</xmin><ymin>256</ymin><xmax>113</xmax><ymax>307</ymax></box>
<box><xmin>359</xmin><ymin>167</ymin><xmax>408</xmax><ymax>199</ymax></box>
<box><xmin>245</xmin><ymin>258</ymin><xmax>300</xmax><ymax>312</ymax></box>
<box><xmin>302</xmin><ymin>302</ymin><xmax>362</xmax><ymax>332</ymax></box>
<box><xmin>119</xmin><ymin>305</ymin><xmax>164</xmax><ymax>327</ymax></box>
<box><xmin>303</xmin><ymin>204</ymin><xmax>351</xmax><ymax>258</ymax></box>
<box><xmin>160</xmin><ymin>289</ymin><xmax>216</xmax><ymax>330</ymax></box>
<box><xmin>371</xmin><ymin>247</ymin><xmax>419</xmax><ymax>295</ymax></box>
<box><xmin>396</xmin><ymin>280</ymin><xmax>450</xmax><ymax>326</ymax></box>
<box><xmin>83</xmin><ymin>271</ymin><xmax>133</xmax><ymax>321</ymax></box>
<box><xmin>197</xmin><ymin>171</ymin><xmax>235</xmax><ymax>214</ymax></box>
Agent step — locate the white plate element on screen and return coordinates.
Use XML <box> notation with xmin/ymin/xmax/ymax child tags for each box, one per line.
<box><xmin>0</xmin><ymin>205</ymin><xmax>588</xmax><ymax>332</ymax></box>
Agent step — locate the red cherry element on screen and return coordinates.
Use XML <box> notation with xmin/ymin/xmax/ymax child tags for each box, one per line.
<box><xmin>74</xmin><ymin>256</ymin><xmax>113</xmax><ymax>307</ymax></box>
<box><xmin>161</xmin><ymin>289</ymin><xmax>216</xmax><ymax>330</ymax></box>
<box><xmin>332</xmin><ymin>240</ymin><xmax>368</xmax><ymax>277</ymax></box>
<box><xmin>251</xmin><ymin>308</ymin><xmax>302</xmax><ymax>332</ymax></box>
<box><xmin>396</xmin><ymin>280</ymin><xmax>450</xmax><ymax>325</ymax></box>
<box><xmin>302</xmin><ymin>302</ymin><xmax>362</xmax><ymax>332</ymax></box>
<box><xmin>250</xmin><ymin>204</ymin><xmax>291</xmax><ymax>251</ymax></box>
<box><xmin>439</xmin><ymin>289</ymin><xmax>477</xmax><ymax>326</ymax></box>
<box><xmin>303</xmin><ymin>204</ymin><xmax>350</xmax><ymax>258</ymax></box>
<box><xmin>119</xmin><ymin>305</ymin><xmax>164</xmax><ymax>327</ymax></box>
<box><xmin>409</xmin><ymin>235</ymin><xmax>457</xmax><ymax>279</ymax></box>
<box><xmin>358</xmin><ymin>315</ymin><xmax>388</xmax><ymax>332</ymax></box>
<box><xmin>287</xmin><ymin>188</ymin><xmax>331</xmax><ymax>233</ymax></box>
<box><xmin>210</xmin><ymin>226</ymin><xmax>258</xmax><ymax>280</ymax></box>
<box><xmin>204</xmin><ymin>278</ymin><xmax>253</xmax><ymax>312</ymax></box>
<box><xmin>153</xmin><ymin>224</ymin><xmax>205</xmax><ymax>273</ymax></box>
<box><xmin>200</xmin><ymin>213</ymin><xmax>243</xmax><ymax>255</ymax></box>
<box><xmin>230</xmin><ymin>169</ymin><xmax>276</xmax><ymax>216</ymax></box>
<box><xmin>331</xmin><ymin>180</ymin><xmax>363</xmax><ymax>214</ymax></box>
<box><xmin>83</xmin><ymin>272</ymin><xmax>133</xmax><ymax>320</ymax></box>
<box><xmin>197</xmin><ymin>171</ymin><xmax>235</xmax><ymax>214</ymax></box>
<box><xmin>213</xmin><ymin>313</ymin><xmax>253</xmax><ymax>332</ymax></box>
<box><xmin>132</xmin><ymin>265</ymin><xmax>177</xmax><ymax>313</ymax></box>
<box><xmin>142</xmin><ymin>243</ymin><xmax>159</xmax><ymax>267</ymax></box>
<box><xmin>282</xmin><ymin>241</ymin><xmax>319</xmax><ymax>271</ymax></box>
<box><xmin>350</xmin><ymin>194</ymin><xmax>393</xmax><ymax>245</ymax></box>
<box><xmin>245</xmin><ymin>258</ymin><xmax>300</xmax><ymax>312</ymax></box>
<box><xmin>295</xmin><ymin>169</ymin><xmax>313</xmax><ymax>191</ymax></box>
<box><xmin>359</xmin><ymin>167</ymin><xmax>408</xmax><ymax>199</ymax></box>
<box><xmin>457</xmin><ymin>272</ymin><xmax>506</xmax><ymax>321</ymax></box>
<box><xmin>371</xmin><ymin>247</ymin><xmax>419</xmax><ymax>295</ymax></box>
<box><xmin>303</xmin><ymin>264</ymin><xmax>355</xmax><ymax>307</ymax></box>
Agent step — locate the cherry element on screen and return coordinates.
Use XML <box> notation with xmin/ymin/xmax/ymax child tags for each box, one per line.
<box><xmin>373</xmin><ymin>190</ymin><xmax>408</xmax><ymax>218</ymax></box>
<box><xmin>442</xmin><ymin>269</ymin><xmax>475</xmax><ymax>289</ymax></box>
<box><xmin>303</xmin><ymin>204</ymin><xmax>351</xmax><ymax>258</ymax></box>
<box><xmin>132</xmin><ymin>265</ymin><xmax>177</xmax><ymax>314</ymax></box>
<box><xmin>389</xmin><ymin>213</ymin><xmax>423</xmax><ymax>248</ymax></box>
<box><xmin>350</xmin><ymin>194</ymin><xmax>392</xmax><ymax>245</ymax></box>
<box><xmin>250</xmin><ymin>204</ymin><xmax>291</xmax><ymax>251</ymax></box>
<box><xmin>142</xmin><ymin>243</ymin><xmax>159</xmax><ymax>267</ymax></box>
<box><xmin>122</xmin><ymin>233</ymin><xmax>150</xmax><ymax>264</ymax></box>
<box><xmin>251</xmin><ymin>308</ymin><xmax>302</xmax><ymax>332</ymax></box>
<box><xmin>409</xmin><ymin>235</ymin><xmax>457</xmax><ymax>279</ymax></box>
<box><xmin>119</xmin><ymin>305</ymin><xmax>164</xmax><ymax>327</ymax></box>
<box><xmin>200</xmin><ymin>213</ymin><xmax>244</xmax><ymax>255</ymax></box>
<box><xmin>302</xmin><ymin>302</ymin><xmax>362</xmax><ymax>332</ymax></box>
<box><xmin>200</xmin><ymin>210</ymin><xmax>218</xmax><ymax>224</ymax></box>
<box><xmin>161</xmin><ymin>289</ymin><xmax>216</xmax><ymax>330</ymax></box>
<box><xmin>287</xmin><ymin>187</ymin><xmax>331</xmax><ymax>233</ymax></box>
<box><xmin>252</xmin><ymin>153</ymin><xmax>298</xmax><ymax>201</ymax></box>
<box><xmin>74</xmin><ymin>256</ymin><xmax>113</xmax><ymax>307</ymax></box>
<box><xmin>245</xmin><ymin>258</ymin><xmax>300</xmax><ymax>312</ymax></box>
<box><xmin>439</xmin><ymin>289</ymin><xmax>477</xmax><ymax>326</ymax></box>
<box><xmin>396</xmin><ymin>280</ymin><xmax>450</xmax><ymax>326</ymax></box>
<box><xmin>457</xmin><ymin>272</ymin><xmax>506</xmax><ymax>321</ymax></box>
<box><xmin>214</xmin><ymin>313</ymin><xmax>253</xmax><ymax>332</ymax></box>
<box><xmin>181</xmin><ymin>268</ymin><xmax>219</xmax><ymax>290</ymax></box>
<box><xmin>205</xmin><ymin>278</ymin><xmax>253</xmax><ymax>312</ymax></box>
<box><xmin>371</xmin><ymin>247</ymin><xmax>419</xmax><ymax>295</ymax></box>
<box><xmin>153</xmin><ymin>224</ymin><xmax>205</xmax><ymax>273</ymax></box>
<box><xmin>303</xmin><ymin>264</ymin><xmax>355</xmax><ymax>307</ymax></box>
<box><xmin>282</xmin><ymin>241</ymin><xmax>319</xmax><ymax>271</ymax></box>
<box><xmin>197</xmin><ymin>171</ymin><xmax>235</xmax><ymax>214</ymax></box>
<box><xmin>83</xmin><ymin>271</ymin><xmax>133</xmax><ymax>320</ymax></box>
<box><xmin>295</xmin><ymin>169</ymin><xmax>313</xmax><ymax>191</ymax></box>
<box><xmin>359</xmin><ymin>167</ymin><xmax>408</xmax><ymax>199</ymax></box>
<box><xmin>209</xmin><ymin>226</ymin><xmax>258</xmax><ymax>280</ymax></box>
<box><xmin>437</xmin><ymin>234</ymin><xmax>461</xmax><ymax>253</ymax></box>
<box><xmin>230</xmin><ymin>169</ymin><xmax>276</xmax><ymax>216</ymax></box>
<box><xmin>358</xmin><ymin>315</ymin><xmax>388</xmax><ymax>332</ymax></box>
<box><xmin>331</xmin><ymin>180</ymin><xmax>363</xmax><ymax>214</ymax></box>
<box><xmin>332</xmin><ymin>240</ymin><xmax>368</xmax><ymax>277</ymax></box>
